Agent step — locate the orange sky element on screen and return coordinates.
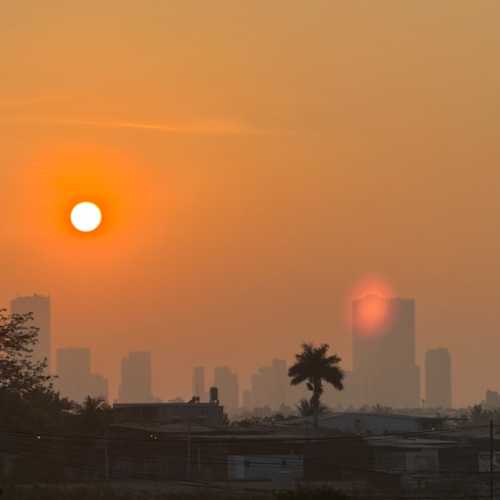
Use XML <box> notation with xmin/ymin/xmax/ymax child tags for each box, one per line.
<box><xmin>2</xmin><ymin>1</ymin><xmax>500</xmax><ymax>406</ymax></box>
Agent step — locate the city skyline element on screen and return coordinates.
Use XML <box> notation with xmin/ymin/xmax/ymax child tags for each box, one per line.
<box><xmin>3</xmin><ymin>4</ymin><xmax>500</xmax><ymax>408</ymax></box>
<box><xmin>6</xmin><ymin>291</ymin><xmax>461</xmax><ymax>410</ymax></box>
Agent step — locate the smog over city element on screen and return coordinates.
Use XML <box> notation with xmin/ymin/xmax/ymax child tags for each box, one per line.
<box><xmin>2</xmin><ymin>2</ymin><xmax>500</xmax><ymax>499</ymax></box>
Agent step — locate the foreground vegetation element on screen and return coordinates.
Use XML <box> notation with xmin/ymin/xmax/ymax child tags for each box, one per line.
<box><xmin>1</xmin><ymin>486</ymin><xmax>351</xmax><ymax>500</ymax></box>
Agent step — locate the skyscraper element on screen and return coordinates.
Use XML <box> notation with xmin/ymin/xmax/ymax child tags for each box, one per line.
<box><xmin>271</xmin><ymin>359</ymin><xmax>288</xmax><ymax>408</ymax></box>
<box><xmin>242</xmin><ymin>389</ymin><xmax>253</xmax><ymax>409</ymax></box>
<box><xmin>192</xmin><ymin>366</ymin><xmax>206</xmax><ymax>401</ymax></box>
<box><xmin>89</xmin><ymin>374</ymin><xmax>109</xmax><ymax>401</ymax></box>
<box><xmin>213</xmin><ymin>366</ymin><xmax>239</xmax><ymax>413</ymax></box>
<box><xmin>56</xmin><ymin>348</ymin><xmax>108</xmax><ymax>402</ymax></box>
<box><xmin>11</xmin><ymin>294</ymin><xmax>51</xmax><ymax>372</ymax></box>
<box><xmin>57</xmin><ymin>348</ymin><xmax>91</xmax><ymax>402</ymax></box>
<box><xmin>352</xmin><ymin>295</ymin><xmax>420</xmax><ymax>408</ymax></box>
<box><xmin>250</xmin><ymin>367</ymin><xmax>271</xmax><ymax>408</ymax></box>
<box><xmin>118</xmin><ymin>351</ymin><xmax>153</xmax><ymax>403</ymax></box>
<box><xmin>425</xmin><ymin>348</ymin><xmax>452</xmax><ymax>409</ymax></box>
<box><xmin>323</xmin><ymin>370</ymin><xmax>358</xmax><ymax>409</ymax></box>
<box><xmin>249</xmin><ymin>359</ymin><xmax>289</xmax><ymax>410</ymax></box>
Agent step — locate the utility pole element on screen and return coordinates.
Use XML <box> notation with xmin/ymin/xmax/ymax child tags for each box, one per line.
<box><xmin>490</xmin><ymin>419</ymin><xmax>495</xmax><ymax>500</ymax></box>
<box><xmin>186</xmin><ymin>419</ymin><xmax>192</xmax><ymax>481</ymax></box>
<box><xmin>104</xmin><ymin>433</ymin><xmax>110</xmax><ymax>481</ymax></box>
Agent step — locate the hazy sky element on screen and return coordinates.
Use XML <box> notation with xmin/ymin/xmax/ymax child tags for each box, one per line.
<box><xmin>2</xmin><ymin>1</ymin><xmax>500</xmax><ymax>406</ymax></box>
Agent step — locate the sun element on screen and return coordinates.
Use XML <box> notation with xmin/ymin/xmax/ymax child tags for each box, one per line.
<box><xmin>70</xmin><ymin>201</ymin><xmax>102</xmax><ymax>232</ymax></box>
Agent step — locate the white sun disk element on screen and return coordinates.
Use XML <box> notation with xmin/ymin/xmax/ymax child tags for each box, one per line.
<box><xmin>71</xmin><ymin>202</ymin><xmax>102</xmax><ymax>232</ymax></box>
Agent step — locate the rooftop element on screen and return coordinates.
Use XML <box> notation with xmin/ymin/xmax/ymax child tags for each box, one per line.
<box><xmin>113</xmin><ymin>402</ymin><xmax>221</xmax><ymax>408</ymax></box>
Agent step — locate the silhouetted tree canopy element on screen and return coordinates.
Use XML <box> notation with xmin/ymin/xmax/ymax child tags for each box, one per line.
<box><xmin>289</xmin><ymin>342</ymin><xmax>344</xmax><ymax>428</ymax></box>
<box><xmin>0</xmin><ymin>309</ymin><xmax>52</xmax><ymax>394</ymax></box>
<box><xmin>0</xmin><ymin>310</ymin><xmax>73</xmax><ymax>432</ymax></box>
<box><xmin>77</xmin><ymin>396</ymin><xmax>112</xmax><ymax>433</ymax></box>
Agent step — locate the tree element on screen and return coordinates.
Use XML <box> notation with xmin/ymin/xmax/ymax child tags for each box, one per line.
<box><xmin>0</xmin><ymin>310</ymin><xmax>73</xmax><ymax>432</ymax></box>
<box><xmin>289</xmin><ymin>343</ymin><xmax>344</xmax><ymax>429</ymax></box>
<box><xmin>77</xmin><ymin>396</ymin><xmax>112</xmax><ymax>433</ymax></box>
<box><xmin>0</xmin><ymin>310</ymin><xmax>52</xmax><ymax>394</ymax></box>
<box><xmin>296</xmin><ymin>398</ymin><xmax>328</xmax><ymax>418</ymax></box>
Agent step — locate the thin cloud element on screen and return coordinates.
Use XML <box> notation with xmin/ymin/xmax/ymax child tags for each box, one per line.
<box><xmin>10</xmin><ymin>116</ymin><xmax>294</xmax><ymax>137</ymax></box>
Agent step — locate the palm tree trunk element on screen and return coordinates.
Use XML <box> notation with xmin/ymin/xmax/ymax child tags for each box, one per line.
<box><xmin>311</xmin><ymin>387</ymin><xmax>320</xmax><ymax>430</ymax></box>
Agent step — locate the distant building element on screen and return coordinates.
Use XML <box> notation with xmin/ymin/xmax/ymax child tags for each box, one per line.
<box><xmin>352</xmin><ymin>296</ymin><xmax>420</xmax><ymax>408</ymax></box>
<box><xmin>302</xmin><ymin>412</ymin><xmax>445</xmax><ymax>435</ymax></box>
<box><xmin>119</xmin><ymin>351</ymin><xmax>153</xmax><ymax>403</ymax></box>
<box><xmin>425</xmin><ymin>348</ymin><xmax>452</xmax><ymax>409</ymax></box>
<box><xmin>250</xmin><ymin>367</ymin><xmax>269</xmax><ymax>408</ymax></box>
<box><xmin>112</xmin><ymin>401</ymin><xmax>224</xmax><ymax>427</ymax></box>
<box><xmin>323</xmin><ymin>370</ymin><xmax>359</xmax><ymax>409</ymax></box>
<box><xmin>56</xmin><ymin>348</ymin><xmax>108</xmax><ymax>402</ymax></box>
<box><xmin>248</xmin><ymin>359</ymin><xmax>289</xmax><ymax>411</ymax></box>
<box><xmin>213</xmin><ymin>366</ymin><xmax>239</xmax><ymax>413</ymax></box>
<box><xmin>11</xmin><ymin>294</ymin><xmax>51</xmax><ymax>372</ymax></box>
<box><xmin>56</xmin><ymin>348</ymin><xmax>91</xmax><ymax>402</ymax></box>
<box><xmin>485</xmin><ymin>390</ymin><xmax>500</xmax><ymax>409</ymax></box>
<box><xmin>89</xmin><ymin>373</ymin><xmax>109</xmax><ymax>401</ymax></box>
<box><xmin>192</xmin><ymin>366</ymin><xmax>206</xmax><ymax>402</ymax></box>
<box><xmin>288</xmin><ymin>381</ymin><xmax>309</xmax><ymax>409</ymax></box>
<box><xmin>242</xmin><ymin>389</ymin><xmax>252</xmax><ymax>409</ymax></box>
<box><xmin>271</xmin><ymin>359</ymin><xmax>288</xmax><ymax>408</ymax></box>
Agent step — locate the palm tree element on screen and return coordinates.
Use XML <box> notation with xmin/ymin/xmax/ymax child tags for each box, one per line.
<box><xmin>289</xmin><ymin>343</ymin><xmax>344</xmax><ymax>429</ymax></box>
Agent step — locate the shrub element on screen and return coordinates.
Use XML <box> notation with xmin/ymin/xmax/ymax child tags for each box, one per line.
<box><xmin>273</xmin><ymin>487</ymin><xmax>350</xmax><ymax>500</ymax></box>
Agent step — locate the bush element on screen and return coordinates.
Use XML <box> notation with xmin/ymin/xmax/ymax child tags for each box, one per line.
<box><xmin>273</xmin><ymin>487</ymin><xmax>350</xmax><ymax>500</ymax></box>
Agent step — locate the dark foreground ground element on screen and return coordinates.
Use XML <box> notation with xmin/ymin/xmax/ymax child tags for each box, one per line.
<box><xmin>0</xmin><ymin>483</ymin><xmax>353</xmax><ymax>500</ymax></box>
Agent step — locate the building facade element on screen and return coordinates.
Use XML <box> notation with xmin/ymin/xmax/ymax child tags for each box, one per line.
<box><xmin>213</xmin><ymin>366</ymin><xmax>239</xmax><ymax>414</ymax></box>
<box><xmin>192</xmin><ymin>366</ymin><xmax>206</xmax><ymax>402</ymax></box>
<box><xmin>112</xmin><ymin>401</ymin><xmax>225</xmax><ymax>427</ymax></box>
<box><xmin>11</xmin><ymin>294</ymin><xmax>51</xmax><ymax>372</ymax></box>
<box><xmin>119</xmin><ymin>351</ymin><xmax>153</xmax><ymax>403</ymax></box>
<box><xmin>56</xmin><ymin>348</ymin><xmax>108</xmax><ymax>402</ymax></box>
<box><xmin>352</xmin><ymin>296</ymin><xmax>420</xmax><ymax>408</ymax></box>
<box><xmin>425</xmin><ymin>348</ymin><xmax>452</xmax><ymax>408</ymax></box>
<box><xmin>249</xmin><ymin>359</ymin><xmax>289</xmax><ymax>410</ymax></box>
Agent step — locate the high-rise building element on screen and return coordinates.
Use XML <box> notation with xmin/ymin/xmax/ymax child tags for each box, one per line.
<box><xmin>213</xmin><ymin>366</ymin><xmax>239</xmax><ymax>413</ymax></box>
<box><xmin>56</xmin><ymin>348</ymin><xmax>108</xmax><ymax>402</ymax></box>
<box><xmin>425</xmin><ymin>348</ymin><xmax>452</xmax><ymax>409</ymax></box>
<box><xmin>57</xmin><ymin>348</ymin><xmax>91</xmax><ymax>402</ymax></box>
<box><xmin>11</xmin><ymin>294</ymin><xmax>51</xmax><ymax>372</ymax></box>
<box><xmin>249</xmin><ymin>359</ymin><xmax>289</xmax><ymax>410</ymax></box>
<box><xmin>250</xmin><ymin>366</ymin><xmax>272</xmax><ymax>409</ymax></box>
<box><xmin>323</xmin><ymin>370</ymin><xmax>359</xmax><ymax>409</ymax></box>
<box><xmin>119</xmin><ymin>351</ymin><xmax>153</xmax><ymax>403</ymax></box>
<box><xmin>192</xmin><ymin>366</ymin><xmax>206</xmax><ymax>401</ymax></box>
<box><xmin>242</xmin><ymin>389</ymin><xmax>253</xmax><ymax>409</ymax></box>
<box><xmin>271</xmin><ymin>359</ymin><xmax>288</xmax><ymax>408</ymax></box>
<box><xmin>89</xmin><ymin>374</ymin><xmax>109</xmax><ymax>401</ymax></box>
<box><xmin>352</xmin><ymin>295</ymin><xmax>420</xmax><ymax>408</ymax></box>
